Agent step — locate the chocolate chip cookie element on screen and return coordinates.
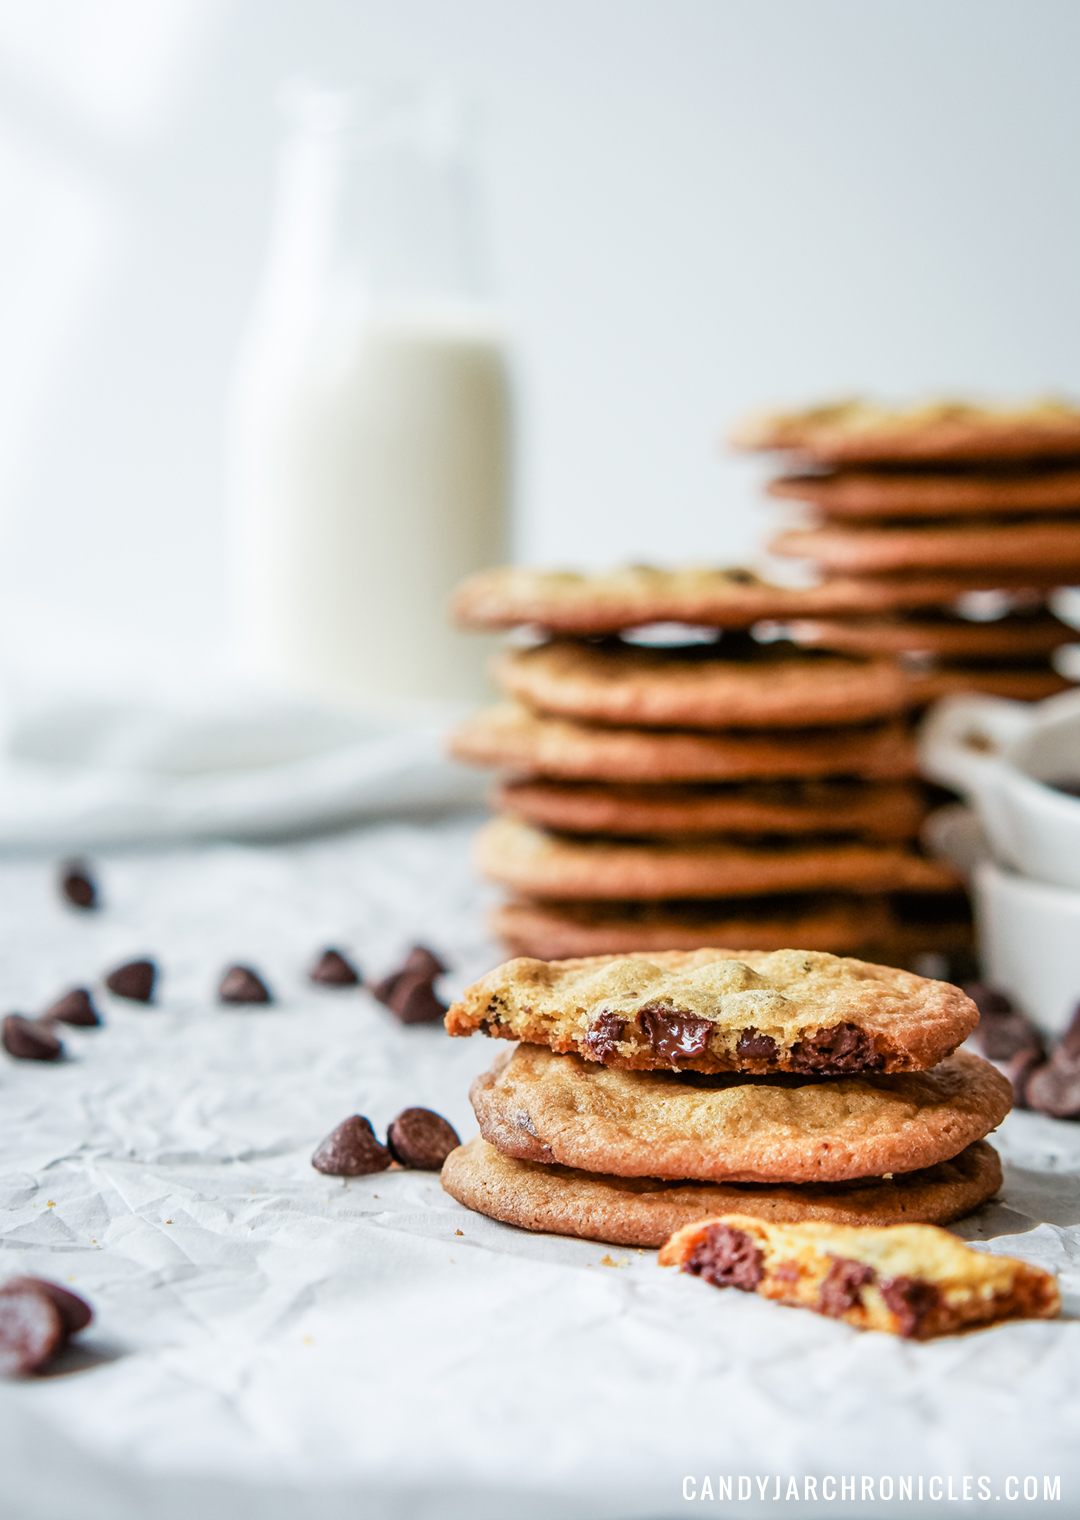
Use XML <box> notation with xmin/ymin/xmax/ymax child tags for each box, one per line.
<box><xmin>445</xmin><ymin>947</ymin><xmax>978</xmax><ymax>1075</ymax></box>
<box><xmin>470</xmin><ymin>1045</ymin><xmax>1010</xmax><ymax>1183</ymax></box>
<box><xmin>440</xmin><ymin>1136</ymin><xmax>1003</xmax><ymax>1246</ymax></box>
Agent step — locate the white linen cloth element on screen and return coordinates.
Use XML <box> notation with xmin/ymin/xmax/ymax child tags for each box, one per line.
<box><xmin>0</xmin><ymin>691</ymin><xmax>487</xmax><ymax>848</ymax></box>
<box><xmin>0</xmin><ymin>817</ymin><xmax>1078</xmax><ymax>1520</ymax></box>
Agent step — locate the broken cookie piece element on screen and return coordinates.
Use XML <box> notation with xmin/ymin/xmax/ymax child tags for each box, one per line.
<box><xmin>445</xmin><ymin>948</ymin><xmax>977</xmax><ymax>1075</ymax></box>
<box><xmin>659</xmin><ymin>1214</ymin><xmax>1059</xmax><ymax>1338</ymax></box>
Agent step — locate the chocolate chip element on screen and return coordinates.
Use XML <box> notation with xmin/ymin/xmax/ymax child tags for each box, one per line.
<box><xmin>1026</xmin><ymin>1050</ymin><xmax>1080</xmax><ymax>1119</ymax></box>
<box><xmin>309</xmin><ymin>949</ymin><xmax>360</xmax><ymax>987</ymax></box>
<box><xmin>59</xmin><ymin>861</ymin><xmax>97</xmax><ymax>911</ymax></box>
<box><xmin>400</xmin><ymin>944</ymin><xmax>447</xmax><ymax>979</ymax></box>
<box><xmin>370</xmin><ymin>945</ymin><xmax>446</xmax><ymax>1005</ymax></box>
<box><xmin>736</xmin><ymin>1027</ymin><xmax>777</xmax><ymax>1062</ymax></box>
<box><xmin>311</xmin><ymin>1115</ymin><xmax>391</xmax><ymax>1176</ymax></box>
<box><xmin>1005</xmin><ymin>1046</ymin><xmax>1045</xmax><ymax>1109</ymax></box>
<box><xmin>0</xmin><ymin>1284</ymin><xmax>64</xmax><ymax>1376</ymax></box>
<box><xmin>2</xmin><ymin>1016</ymin><xmax>62</xmax><ymax>1062</ymax></box>
<box><xmin>2</xmin><ymin>1278</ymin><xmax>92</xmax><ymax>1336</ymax></box>
<box><xmin>961</xmin><ymin>981</ymin><xmax>1014</xmax><ymax>1018</ymax></box>
<box><xmin>43</xmin><ymin>988</ymin><xmax>99</xmax><ymax>1027</ymax></box>
<box><xmin>976</xmin><ymin>1009</ymin><xmax>1044</xmax><ymax>1063</ymax></box>
<box><xmin>879</xmin><ymin>1275</ymin><xmax>941</xmax><ymax>1338</ymax></box>
<box><xmin>105</xmin><ymin>959</ymin><xmax>155</xmax><ymax>1002</ymax></box>
<box><xmin>639</xmin><ymin>1006</ymin><xmax>713</xmax><ymax>1063</ymax></box>
<box><xmin>386</xmin><ymin>1108</ymin><xmax>461</xmax><ymax>1169</ymax></box>
<box><xmin>819</xmin><ymin>1257</ymin><xmax>876</xmax><ymax>1318</ymax></box>
<box><xmin>685</xmin><ymin>1222</ymin><xmax>764</xmax><ymax>1291</ymax></box>
<box><xmin>790</xmin><ymin>1022</ymin><xmax>881</xmax><ymax>1074</ymax></box>
<box><xmin>581</xmin><ymin>1010</ymin><xmax>626</xmax><ymax>1064</ymax></box>
<box><xmin>1060</xmin><ymin>1003</ymin><xmax>1080</xmax><ymax>1061</ymax></box>
<box><xmin>219</xmin><ymin>965</ymin><xmax>271</xmax><ymax>1004</ymax></box>
<box><xmin>401</xmin><ymin>976</ymin><xmax>450</xmax><ymax>1024</ymax></box>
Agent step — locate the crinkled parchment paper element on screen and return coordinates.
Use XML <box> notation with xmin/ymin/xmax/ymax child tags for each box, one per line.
<box><xmin>0</xmin><ymin>816</ymin><xmax>1077</xmax><ymax>1520</ymax></box>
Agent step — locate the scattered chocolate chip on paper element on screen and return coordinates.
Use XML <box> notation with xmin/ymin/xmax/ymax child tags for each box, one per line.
<box><xmin>387</xmin><ymin>975</ymin><xmax>448</xmax><ymax>1025</ymax></box>
<box><xmin>370</xmin><ymin>945</ymin><xmax>448</xmax><ymax>1024</ymax></box>
<box><xmin>219</xmin><ymin>965</ymin><xmax>272</xmax><ymax>1004</ymax></box>
<box><xmin>105</xmin><ymin>959</ymin><xmax>156</xmax><ymax>1003</ymax></box>
<box><xmin>58</xmin><ymin>861</ymin><xmax>98</xmax><ymax>911</ymax></box>
<box><xmin>311</xmin><ymin>1115</ymin><xmax>391</xmax><ymax>1176</ymax></box>
<box><xmin>370</xmin><ymin>944</ymin><xmax>446</xmax><ymax>1002</ymax></box>
<box><xmin>1026</xmin><ymin>1050</ymin><xmax>1080</xmax><ymax>1119</ymax></box>
<box><xmin>0</xmin><ymin>1277</ymin><xmax>92</xmax><ymax>1377</ymax></box>
<box><xmin>386</xmin><ymin>1108</ymin><xmax>461</xmax><ymax>1169</ymax></box>
<box><xmin>43</xmin><ymin>988</ymin><xmax>100</xmax><ymax>1027</ymax></box>
<box><xmin>2</xmin><ymin>1015</ymin><xmax>63</xmax><ymax>1062</ymax></box>
<box><xmin>309</xmin><ymin>948</ymin><xmax>360</xmax><ymax>987</ymax></box>
<box><xmin>961</xmin><ymin>981</ymin><xmax>1014</xmax><ymax>1018</ymax></box>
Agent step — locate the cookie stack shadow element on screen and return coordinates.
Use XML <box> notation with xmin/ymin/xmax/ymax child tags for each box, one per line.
<box><xmin>450</xmin><ymin>566</ymin><xmax>963</xmax><ymax>967</ymax></box>
<box><xmin>731</xmin><ymin>398</ymin><xmax>1080</xmax><ymax>707</ymax></box>
<box><xmin>441</xmin><ymin>950</ymin><xmax>1011</xmax><ymax>1249</ymax></box>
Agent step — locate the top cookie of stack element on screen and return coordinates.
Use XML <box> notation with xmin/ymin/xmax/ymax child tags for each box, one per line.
<box><xmin>732</xmin><ymin>397</ymin><xmax>1080</xmax><ymax>705</ymax></box>
<box><xmin>450</xmin><ymin>566</ymin><xmax>959</xmax><ymax>963</ymax></box>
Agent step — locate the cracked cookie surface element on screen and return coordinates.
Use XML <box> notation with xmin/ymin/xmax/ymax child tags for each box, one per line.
<box><xmin>444</xmin><ymin>947</ymin><xmax>978</xmax><ymax>1075</ymax></box>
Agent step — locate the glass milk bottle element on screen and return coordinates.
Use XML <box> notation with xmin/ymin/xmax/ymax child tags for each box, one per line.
<box><xmin>228</xmin><ymin>82</ymin><xmax>510</xmax><ymax>708</ymax></box>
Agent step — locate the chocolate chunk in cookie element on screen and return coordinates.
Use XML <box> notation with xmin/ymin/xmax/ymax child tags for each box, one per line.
<box><xmin>684</xmin><ymin>1222</ymin><xmax>765</xmax><ymax>1290</ymax></box>
<box><xmin>819</xmin><ymin>1257</ymin><xmax>876</xmax><ymax>1318</ymax></box>
<box><xmin>582</xmin><ymin>1011</ymin><xmax>627</xmax><ymax>1064</ymax></box>
<box><xmin>736</xmin><ymin>1028</ymin><xmax>778</xmax><ymax>1061</ymax></box>
<box><xmin>791</xmin><ymin>1022</ymin><xmax>882</xmax><ymax>1075</ymax></box>
<box><xmin>639</xmin><ymin>1007</ymin><xmax>713</xmax><ymax>1062</ymax></box>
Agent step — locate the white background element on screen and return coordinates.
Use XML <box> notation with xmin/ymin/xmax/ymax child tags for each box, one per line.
<box><xmin>1</xmin><ymin>0</ymin><xmax>1079</xmax><ymax>676</ymax></box>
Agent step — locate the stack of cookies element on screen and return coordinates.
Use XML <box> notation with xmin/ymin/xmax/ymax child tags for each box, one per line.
<box><xmin>731</xmin><ymin>397</ymin><xmax>1080</xmax><ymax>705</ymax></box>
<box><xmin>449</xmin><ymin>566</ymin><xmax>961</xmax><ymax>965</ymax></box>
<box><xmin>440</xmin><ymin>948</ymin><xmax>1012</xmax><ymax>1250</ymax></box>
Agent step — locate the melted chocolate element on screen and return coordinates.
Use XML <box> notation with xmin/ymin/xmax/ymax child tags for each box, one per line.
<box><xmin>819</xmin><ymin>1256</ymin><xmax>876</xmax><ymax>1318</ymax></box>
<box><xmin>638</xmin><ymin>1006</ymin><xmax>713</xmax><ymax>1062</ymax></box>
<box><xmin>880</xmin><ymin>1275</ymin><xmax>940</xmax><ymax>1338</ymax></box>
<box><xmin>736</xmin><ymin>1027</ymin><xmax>777</xmax><ymax>1061</ymax></box>
<box><xmin>790</xmin><ymin>1022</ymin><xmax>882</xmax><ymax>1074</ymax></box>
<box><xmin>582</xmin><ymin>1011</ymin><xmax>626</xmax><ymax>1064</ymax></box>
<box><xmin>685</xmin><ymin>1223</ymin><xmax>764</xmax><ymax>1292</ymax></box>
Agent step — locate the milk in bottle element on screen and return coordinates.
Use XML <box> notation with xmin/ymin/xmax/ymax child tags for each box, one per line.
<box><xmin>229</xmin><ymin>83</ymin><xmax>509</xmax><ymax>707</ymax></box>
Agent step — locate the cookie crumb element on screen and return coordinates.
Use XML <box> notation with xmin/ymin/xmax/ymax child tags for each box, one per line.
<box><xmin>455</xmin><ymin>1229</ymin><xmax>464</xmax><ymax>1236</ymax></box>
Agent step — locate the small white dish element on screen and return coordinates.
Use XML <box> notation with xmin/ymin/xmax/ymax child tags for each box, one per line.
<box><xmin>920</xmin><ymin>687</ymin><xmax>1080</xmax><ymax>890</ymax></box>
<box><xmin>974</xmin><ymin>860</ymin><xmax>1080</xmax><ymax>1037</ymax></box>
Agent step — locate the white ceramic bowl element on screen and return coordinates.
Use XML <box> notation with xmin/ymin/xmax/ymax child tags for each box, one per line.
<box><xmin>974</xmin><ymin>860</ymin><xmax>1080</xmax><ymax>1037</ymax></box>
<box><xmin>920</xmin><ymin>687</ymin><xmax>1080</xmax><ymax>890</ymax></box>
